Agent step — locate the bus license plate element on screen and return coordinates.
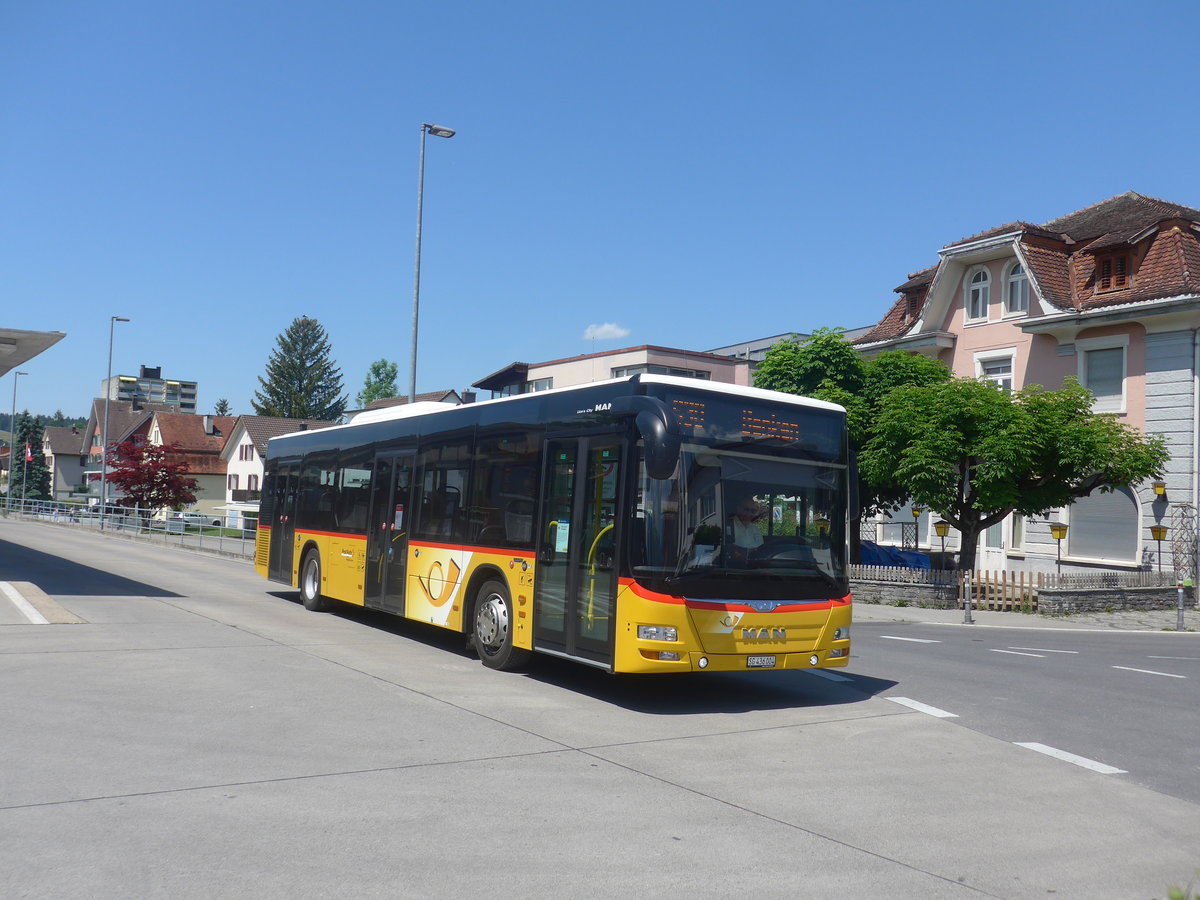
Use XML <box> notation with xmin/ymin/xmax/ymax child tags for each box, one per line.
<box><xmin>746</xmin><ymin>655</ymin><xmax>776</xmax><ymax>668</ymax></box>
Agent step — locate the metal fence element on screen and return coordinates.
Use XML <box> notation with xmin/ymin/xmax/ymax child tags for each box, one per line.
<box><xmin>2</xmin><ymin>498</ymin><xmax>257</xmax><ymax>561</ymax></box>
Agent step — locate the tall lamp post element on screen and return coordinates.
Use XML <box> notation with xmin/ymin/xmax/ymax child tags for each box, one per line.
<box><xmin>1049</xmin><ymin>522</ymin><xmax>1069</xmax><ymax>577</ymax></box>
<box><xmin>100</xmin><ymin>316</ymin><xmax>130</xmax><ymax>531</ymax></box>
<box><xmin>7</xmin><ymin>370</ymin><xmax>27</xmax><ymax>511</ymax></box>
<box><xmin>409</xmin><ymin>122</ymin><xmax>456</xmax><ymax>403</ymax></box>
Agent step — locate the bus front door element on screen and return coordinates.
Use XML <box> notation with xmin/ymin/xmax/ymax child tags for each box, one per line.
<box><xmin>534</xmin><ymin>437</ymin><xmax>622</xmax><ymax>667</ymax></box>
<box><xmin>365</xmin><ymin>452</ymin><xmax>413</xmax><ymax>614</ymax></box>
<box><xmin>267</xmin><ymin>461</ymin><xmax>300</xmax><ymax>584</ymax></box>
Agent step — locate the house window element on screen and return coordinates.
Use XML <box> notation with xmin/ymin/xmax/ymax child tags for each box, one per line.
<box><xmin>228</xmin><ymin>474</ymin><xmax>239</xmax><ymax>491</ymax></box>
<box><xmin>248</xmin><ymin>474</ymin><xmax>259</xmax><ymax>491</ymax></box>
<box><xmin>1067</xmin><ymin>487</ymin><xmax>1138</xmax><ymax>562</ymax></box>
<box><xmin>1097</xmin><ymin>254</ymin><xmax>1130</xmax><ymax>291</ymax></box>
<box><xmin>1010</xmin><ymin>514</ymin><xmax>1025</xmax><ymax>552</ymax></box>
<box><xmin>975</xmin><ymin>348</ymin><xmax>1016</xmax><ymax>392</ymax></box>
<box><xmin>1005</xmin><ymin>263</ymin><xmax>1029</xmax><ymax>315</ymax></box>
<box><xmin>966</xmin><ymin>269</ymin><xmax>989</xmax><ymax>321</ymax></box>
<box><xmin>1077</xmin><ymin>336</ymin><xmax>1127</xmax><ymax>413</ymax></box>
<box><xmin>981</xmin><ymin>358</ymin><xmax>1013</xmax><ymax>391</ymax></box>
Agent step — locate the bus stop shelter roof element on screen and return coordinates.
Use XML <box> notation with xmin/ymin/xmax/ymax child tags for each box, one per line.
<box><xmin>0</xmin><ymin>328</ymin><xmax>66</xmax><ymax>377</ymax></box>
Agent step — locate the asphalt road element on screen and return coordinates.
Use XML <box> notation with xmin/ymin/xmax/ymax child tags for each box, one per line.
<box><xmin>845</xmin><ymin>620</ymin><xmax>1200</xmax><ymax>805</ymax></box>
<box><xmin>1</xmin><ymin>517</ymin><xmax>1198</xmax><ymax>899</ymax></box>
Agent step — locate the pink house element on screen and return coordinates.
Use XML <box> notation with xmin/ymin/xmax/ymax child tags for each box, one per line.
<box><xmin>854</xmin><ymin>192</ymin><xmax>1200</xmax><ymax>575</ymax></box>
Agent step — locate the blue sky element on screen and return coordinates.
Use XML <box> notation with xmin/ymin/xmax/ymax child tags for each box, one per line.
<box><xmin>4</xmin><ymin>0</ymin><xmax>1199</xmax><ymax>418</ymax></box>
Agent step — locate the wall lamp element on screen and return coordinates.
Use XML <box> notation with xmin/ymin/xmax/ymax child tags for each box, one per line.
<box><xmin>1152</xmin><ymin>481</ymin><xmax>1167</xmax><ymax>498</ymax></box>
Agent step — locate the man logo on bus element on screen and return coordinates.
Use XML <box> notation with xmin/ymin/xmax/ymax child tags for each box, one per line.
<box><xmin>742</xmin><ymin>627</ymin><xmax>786</xmax><ymax>641</ymax></box>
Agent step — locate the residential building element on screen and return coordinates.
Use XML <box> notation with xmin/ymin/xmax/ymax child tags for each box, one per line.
<box><xmin>102</xmin><ymin>365</ymin><xmax>198</xmax><ymax>414</ymax></box>
<box><xmin>473</xmin><ymin>346</ymin><xmax>751</xmax><ymax>398</ymax></box>
<box><xmin>42</xmin><ymin>426</ymin><xmax>89</xmax><ymax>500</ymax></box>
<box><xmin>219</xmin><ymin>415</ymin><xmax>338</xmax><ymax>527</ymax></box>
<box><xmin>81</xmin><ymin>398</ymin><xmax>174</xmax><ymax>503</ymax></box>
<box><xmin>853</xmin><ymin>191</ymin><xmax>1200</xmax><ymax>576</ymax></box>
<box><xmin>145</xmin><ymin>412</ymin><xmax>236</xmax><ymax>520</ymax></box>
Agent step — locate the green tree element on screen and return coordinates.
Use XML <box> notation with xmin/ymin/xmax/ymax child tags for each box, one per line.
<box><xmin>105</xmin><ymin>440</ymin><xmax>199</xmax><ymax>512</ymax></box>
<box><xmin>859</xmin><ymin>377</ymin><xmax>1169</xmax><ymax>571</ymax></box>
<box><xmin>252</xmin><ymin>316</ymin><xmax>347</xmax><ymax>420</ymax></box>
<box><xmin>754</xmin><ymin>331</ymin><xmax>952</xmax><ymax>516</ymax></box>
<box><xmin>213</xmin><ymin>398</ymin><xmax>232</xmax><ymax>416</ymax></box>
<box><xmin>356</xmin><ymin>359</ymin><xmax>399</xmax><ymax>407</ymax></box>
<box><xmin>7</xmin><ymin>412</ymin><xmax>51</xmax><ymax>503</ymax></box>
<box><xmin>754</xmin><ymin>328</ymin><xmax>866</xmax><ymax>399</ymax></box>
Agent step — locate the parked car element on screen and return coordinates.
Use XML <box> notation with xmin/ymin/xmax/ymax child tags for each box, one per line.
<box><xmin>170</xmin><ymin>512</ymin><xmax>222</xmax><ymax>527</ymax></box>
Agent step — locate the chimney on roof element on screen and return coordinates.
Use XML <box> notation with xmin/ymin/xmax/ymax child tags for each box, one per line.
<box><xmin>298</xmin><ymin>423</ymin><xmax>308</xmax><ymax>431</ymax></box>
<box><xmin>462</xmin><ymin>391</ymin><xmax>477</xmax><ymax>404</ymax></box>
<box><xmin>203</xmin><ymin>415</ymin><xmax>214</xmax><ymax>434</ymax></box>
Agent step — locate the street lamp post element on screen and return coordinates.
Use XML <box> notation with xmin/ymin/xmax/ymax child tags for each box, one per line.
<box><xmin>1150</xmin><ymin>524</ymin><xmax>1168</xmax><ymax>575</ymax></box>
<box><xmin>100</xmin><ymin>316</ymin><xmax>130</xmax><ymax>531</ymax></box>
<box><xmin>934</xmin><ymin>520</ymin><xmax>950</xmax><ymax>569</ymax></box>
<box><xmin>409</xmin><ymin>122</ymin><xmax>456</xmax><ymax>403</ymax></box>
<box><xmin>1049</xmin><ymin>522</ymin><xmax>1069</xmax><ymax>577</ymax></box>
<box><xmin>8</xmin><ymin>370</ymin><xmax>27</xmax><ymax>512</ymax></box>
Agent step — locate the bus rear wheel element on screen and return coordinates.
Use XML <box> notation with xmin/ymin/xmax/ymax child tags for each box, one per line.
<box><xmin>473</xmin><ymin>580</ymin><xmax>530</xmax><ymax>671</ymax></box>
<box><xmin>300</xmin><ymin>550</ymin><xmax>332</xmax><ymax>612</ymax></box>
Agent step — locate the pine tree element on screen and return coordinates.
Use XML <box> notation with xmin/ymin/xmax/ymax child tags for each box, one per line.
<box><xmin>252</xmin><ymin>316</ymin><xmax>347</xmax><ymax>420</ymax></box>
<box><xmin>356</xmin><ymin>359</ymin><xmax>399</xmax><ymax>407</ymax></box>
<box><xmin>9</xmin><ymin>412</ymin><xmax>51</xmax><ymax>501</ymax></box>
<box><xmin>213</xmin><ymin>398</ymin><xmax>232</xmax><ymax>416</ymax></box>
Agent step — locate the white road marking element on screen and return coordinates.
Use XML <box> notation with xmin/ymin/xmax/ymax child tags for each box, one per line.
<box><xmin>879</xmin><ymin>635</ymin><xmax>940</xmax><ymax>644</ymax></box>
<box><xmin>0</xmin><ymin>582</ymin><xmax>49</xmax><ymax>625</ymax></box>
<box><xmin>886</xmin><ymin>697</ymin><xmax>958</xmax><ymax>718</ymax></box>
<box><xmin>990</xmin><ymin>649</ymin><xmax>1045</xmax><ymax>657</ymax></box>
<box><xmin>1112</xmin><ymin>665</ymin><xmax>1186</xmax><ymax>679</ymax></box>
<box><xmin>1014</xmin><ymin>742</ymin><xmax>1127</xmax><ymax>774</ymax></box>
<box><xmin>1010</xmin><ymin>647</ymin><xmax>1078</xmax><ymax>654</ymax></box>
<box><xmin>1148</xmin><ymin>656</ymin><xmax>1200</xmax><ymax>661</ymax></box>
<box><xmin>808</xmin><ymin>669</ymin><xmax>851</xmax><ymax>682</ymax></box>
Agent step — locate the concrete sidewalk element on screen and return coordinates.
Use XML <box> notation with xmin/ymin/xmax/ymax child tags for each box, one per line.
<box><xmin>852</xmin><ymin>599</ymin><xmax>1200</xmax><ymax>632</ymax></box>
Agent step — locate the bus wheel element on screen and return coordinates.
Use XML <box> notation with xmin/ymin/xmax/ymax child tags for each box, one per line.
<box><xmin>300</xmin><ymin>550</ymin><xmax>332</xmax><ymax>612</ymax></box>
<box><xmin>473</xmin><ymin>580</ymin><xmax>530</xmax><ymax>671</ymax></box>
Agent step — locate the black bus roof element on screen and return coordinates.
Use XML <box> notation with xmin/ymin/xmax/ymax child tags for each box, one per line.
<box><xmin>265</xmin><ymin>374</ymin><xmax>844</xmax><ymax>460</ymax></box>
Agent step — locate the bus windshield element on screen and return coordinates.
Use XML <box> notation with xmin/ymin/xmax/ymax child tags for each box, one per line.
<box><xmin>634</xmin><ymin>443</ymin><xmax>849</xmax><ymax>602</ymax></box>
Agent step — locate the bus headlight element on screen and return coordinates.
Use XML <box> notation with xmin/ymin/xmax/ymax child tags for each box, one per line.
<box><xmin>834</xmin><ymin>627</ymin><xmax>850</xmax><ymax>641</ymax></box>
<box><xmin>828</xmin><ymin>647</ymin><xmax>849</xmax><ymax>658</ymax></box>
<box><xmin>638</xmin><ymin>625</ymin><xmax>678</xmax><ymax>642</ymax></box>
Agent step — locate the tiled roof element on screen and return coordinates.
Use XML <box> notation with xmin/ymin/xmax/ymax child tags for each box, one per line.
<box><xmin>1042</xmin><ymin>191</ymin><xmax>1200</xmax><ymax>243</ymax></box>
<box><xmin>154</xmin><ymin>412</ymin><xmax>237</xmax><ymax>453</ymax></box>
<box><xmin>1019</xmin><ymin>241</ymin><xmax>1074</xmax><ymax>311</ymax></box>
<box><xmin>237</xmin><ymin>416</ymin><xmax>338</xmax><ymax>456</ymax></box>
<box><xmin>43</xmin><ymin>426</ymin><xmax>86</xmax><ymax>456</ymax></box>
<box><xmin>364</xmin><ymin>390</ymin><xmax>461</xmax><ymax>410</ymax></box>
<box><xmin>861</xmin><ymin>192</ymin><xmax>1200</xmax><ymax>338</ymax></box>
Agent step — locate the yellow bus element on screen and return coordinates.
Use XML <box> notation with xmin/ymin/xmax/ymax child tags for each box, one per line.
<box><xmin>255</xmin><ymin>375</ymin><xmax>852</xmax><ymax>674</ymax></box>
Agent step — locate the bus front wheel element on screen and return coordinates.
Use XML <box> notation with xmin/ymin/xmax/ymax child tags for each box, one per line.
<box><xmin>473</xmin><ymin>580</ymin><xmax>530</xmax><ymax>671</ymax></box>
<box><xmin>300</xmin><ymin>550</ymin><xmax>332</xmax><ymax>612</ymax></box>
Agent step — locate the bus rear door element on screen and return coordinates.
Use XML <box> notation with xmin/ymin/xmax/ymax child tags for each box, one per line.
<box><xmin>365</xmin><ymin>451</ymin><xmax>414</xmax><ymax>614</ymax></box>
<box><xmin>534</xmin><ymin>437</ymin><xmax>623</xmax><ymax>667</ymax></box>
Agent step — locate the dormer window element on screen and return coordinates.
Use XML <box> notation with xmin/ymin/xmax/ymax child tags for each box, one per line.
<box><xmin>1097</xmin><ymin>254</ymin><xmax>1129</xmax><ymax>292</ymax></box>
<box><xmin>966</xmin><ymin>269</ymin><xmax>990</xmax><ymax>322</ymax></box>
<box><xmin>1005</xmin><ymin>263</ymin><xmax>1029</xmax><ymax>315</ymax></box>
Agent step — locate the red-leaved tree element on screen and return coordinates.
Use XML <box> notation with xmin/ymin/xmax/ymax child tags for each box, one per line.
<box><xmin>105</xmin><ymin>441</ymin><xmax>199</xmax><ymax>512</ymax></box>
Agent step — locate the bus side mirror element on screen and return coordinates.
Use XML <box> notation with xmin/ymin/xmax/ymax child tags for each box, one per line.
<box><xmin>609</xmin><ymin>395</ymin><xmax>680</xmax><ymax>480</ymax></box>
